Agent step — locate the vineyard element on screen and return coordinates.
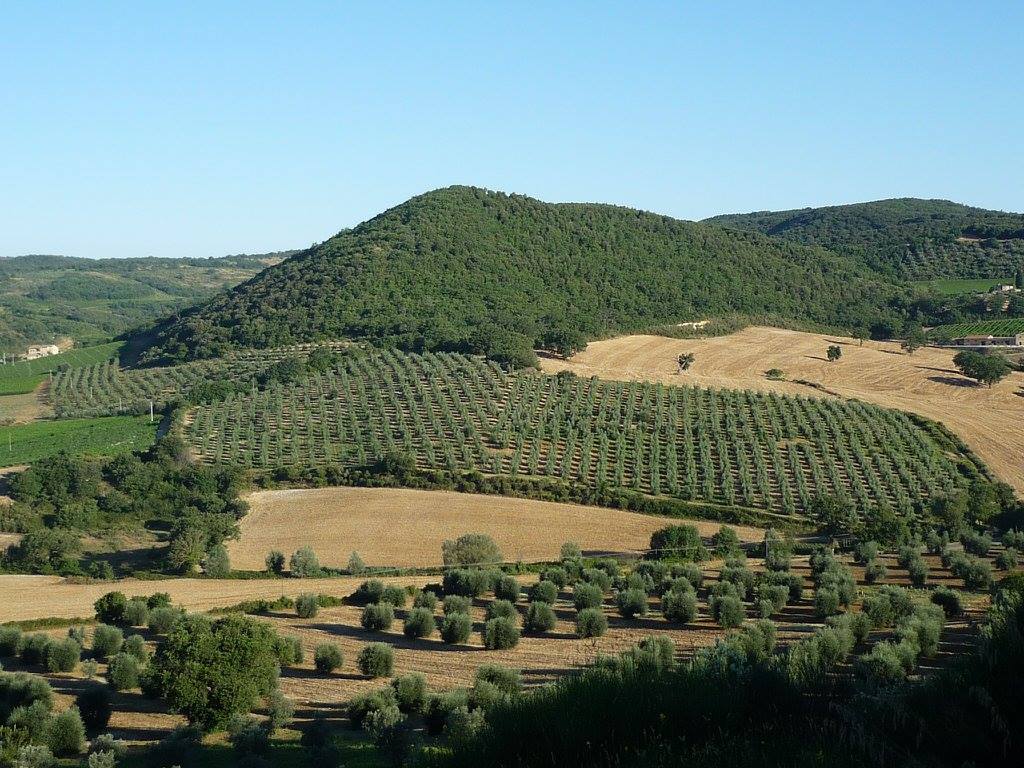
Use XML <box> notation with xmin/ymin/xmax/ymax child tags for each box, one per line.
<box><xmin>136</xmin><ymin>349</ymin><xmax>976</xmax><ymax>520</ymax></box>
<box><xmin>0</xmin><ymin>341</ymin><xmax>122</xmax><ymax>395</ymax></box>
<box><xmin>929</xmin><ymin>318</ymin><xmax>1024</xmax><ymax>340</ymax></box>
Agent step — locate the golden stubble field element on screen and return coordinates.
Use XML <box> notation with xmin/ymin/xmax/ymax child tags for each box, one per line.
<box><xmin>540</xmin><ymin>327</ymin><xmax>1024</xmax><ymax>495</ymax></box>
<box><xmin>228</xmin><ymin>487</ymin><xmax>766</xmax><ymax>570</ymax></box>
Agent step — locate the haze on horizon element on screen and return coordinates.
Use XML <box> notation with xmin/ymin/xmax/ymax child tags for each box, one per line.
<box><xmin>2</xmin><ymin>1</ymin><xmax>1021</xmax><ymax>260</ymax></box>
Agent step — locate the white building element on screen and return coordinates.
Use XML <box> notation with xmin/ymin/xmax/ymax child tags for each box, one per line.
<box><xmin>25</xmin><ymin>344</ymin><xmax>60</xmax><ymax>360</ymax></box>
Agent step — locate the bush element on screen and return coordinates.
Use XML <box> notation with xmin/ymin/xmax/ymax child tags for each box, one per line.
<box><xmin>442</xmin><ymin>533</ymin><xmax>502</xmax><ymax>567</ymax></box>
<box><xmin>615</xmin><ymin>588</ymin><xmax>648</xmax><ymax>619</ymax></box>
<box><xmin>662</xmin><ymin>589</ymin><xmax>697</xmax><ymax>624</ymax></box>
<box><xmin>358</xmin><ymin>643</ymin><xmax>395</xmax><ymax>677</ymax></box>
<box><xmin>476</xmin><ymin>664</ymin><xmax>521</xmax><ymax>696</ymax></box>
<box><xmin>403</xmin><ymin>608</ymin><xmax>436</xmax><ymax>639</ymax></box>
<box><xmin>20</xmin><ymin>633</ymin><xmax>52</xmax><ymax>666</ymax></box>
<box><xmin>482</xmin><ymin>617</ymin><xmax>520</xmax><ymax>650</ymax></box>
<box><xmin>649</xmin><ymin>524</ymin><xmax>708</xmax><ymax>561</ymax></box>
<box><xmin>856</xmin><ymin>641</ymin><xmax>911</xmax><ymax>685</ymax></box>
<box><xmin>314</xmin><ymin>644</ymin><xmax>343</xmax><ymax>674</ymax></box>
<box><xmin>274</xmin><ymin>635</ymin><xmax>304</xmax><ymax>666</ymax></box>
<box><xmin>93</xmin><ymin>592</ymin><xmax>127</xmax><ymax>625</ymax></box>
<box><xmin>442</xmin><ymin>595</ymin><xmax>472</xmax><ymax>617</ymax></box>
<box><xmin>91</xmin><ymin>625</ymin><xmax>123</xmax><ymax>661</ymax></box>
<box><xmin>493</xmin><ymin>574</ymin><xmax>521</xmax><ymax>602</ymax></box>
<box><xmin>424</xmin><ymin>690</ymin><xmax>468</xmax><ymax>735</ymax></box>
<box><xmin>529</xmin><ymin>580</ymin><xmax>558</xmax><ymax>605</ymax></box>
<box><xmin>347</xmin><ymin>551</ymin><xmax>366</xmax><ymax>574</ymax></box>
<box><xmin>560</xmin><ymin>542</ymin><xmax>583</xmax><ymax>560</ymax></box>
<box><xmin>443</xmin><ymin>569</ymin><xmax>491</xmax><ymax>598</ymax></box>
<box><xmin>712</xmin><ymin>526</ymin><xmax>741</xmax><ymax>556</ymax></box>
<box><xmin>930</xmin><ymin>585</ymin><xmax>963</xmax><ymax>617</ymax></box>
<box><xmin>960</xmin><ymin>530</ymin><xmax>992</xmax><ymax>557</ymax></box>
<box><xmin>673</xmin><ymin>562</ymin><xmax>704</xmax><ymax>590</ymax></box>
<box><xmin>45</xmin><ymin>706</ymin><xmax>86</xmax><ymax>756</ymax></box>
<box><xmin>581</xmin><ymin>568</ymin><xmax>612</xmax><ymax>592</ymax></box>
<box><xmin>361</xmin><ymin>603</ymin><xmax>395</xmax><ymax>632</ymax></box>
<box><xmin>486</xmin><ymin>599</ymin><xmax>518</xmax><ymax>621</ymax></box>
<box><xmin>864</xmin><ymin>560</ymin><xmax>888</xmax><ymax>584</ymax></box>
<box><xmin>347</xmin><ymin>687</ymin><xmax>399</xmax><ymax>729</ymax></box>
<box><xmin>122</xmin><ymin>598</ymin><xmax>149</xmax><ymax>628</ymax></box>
<box><xmin>124</xmin><ymin>633</ymin><xmax>147</xmax><ymax>662</ymax></box>
<box><xmin>413</xmin><ymin>590</ymin><xmax>439</xmax><ymax>611</ymax></box>
<box><xmin>907</xmin><ymin>556</ymin><xmax>929</xmax><ymax>587</ymax></box>
<box><xmin>711</xmin><ymin>594</ymin><xmax>745</xmax><ymax>628</ymax></box>
<box><xmin>106</xmin><ymin>653</ymin><xmax>141</xmax><ymax>691</ymax></box>
<box><xmin>381</xmin><ymin>585</ymin><xmax>407</xmax><ymax>608</ymax></box>
<box><xmin>148</xmin><ymin>606</ymin><xmax>184</xmax><ymax>635</ymax></box>
<box><xmin>0</xmin><ymin>626</ymin><xmax>21</xmax><ymax>656</ymax></box>
<box><xmin>540</xmin><ymin>567</ymin><xmax>568</xmax><ymax>589</ymax></box>
<box><xmin>440</xmin><ymin>613</ymin><xmax>473</xmax><ymax>644</ymax></box>
<box><xmin>814</xmin><ymin>587</ymin><xmax>842</xmax><ymax>618</ymax></box>
<box><xmin>202</xmin><ymin>544</ymin><xmax>231</xmax><ymax>577</ymax></box>
<box><xmin>45</xmin><ymin>638</ymin><xmax>80</xmax><ymax>673</ymax></box>
<box><xmin>575</xmin><ymin>608</ymin><xmax>608</xmax><ymax>638</ymax></box>
<box><xmin>266</xmin><ymin>689</ymin><xmax>295</xmax><ymax>732</ymax></box>
<box><xmin>227</xmin><ymin>714</ymin><xmax>269</xmax><ymax>756</ymax></box>
<box><xmin>855</xmin><ymin>540</ymin><xmax>880</xmax><ymax>564</ymax></box>
<box><xmin>573</xmin><ymin>582</ymin><xmax>603</xmax><ymax>611</ymax></box>
<box><xmin>76</xmin><ymin>687</ymin><xmax>112</xmax><ymax>735</ymax></box>
<box><xmin>289</xmin><ymin>546</ymin><xmax>321</xmax><ymax>577</ymax></box>
<box><xmin>295</xmin><ymin>593</ymin><xmax>319</xmax><ymax>619</ymax></box>
<box><xmin>949</xmin><ymin>553</ymin><xmax>993</xmax><ymax>591</ymax></box>
<box><xmin>14</xmin><ymin>745</ymin><xmax>54</xmax><ymax>768</ymax></box>
<box><xmin>149</xmin><ymin>725</ymin><xmax>202</xmax><ymax>768</ymax></box>
<box><xmin>996</xmin><ymin>548</ymin><xmax>1019</xmax><ymax>571</ymax></box>
<box><xmin>392</xmin><ymin>673</ymin><xmax>428</xmax><ymax>713</ymax></box>
<box><xmin>1002</xmin><ymin>528</ymin><xmax>1024</xmax><ymax>550</ymax></box>
<box><xmin>756</xmin><ymin>583</ymin><xmax>789</xmax><ymax>614</ymax></box>
<box><xmin>827</xmin><ymin>611</ymin><xmax>872</xmax><ymax>644</ymax></box>
<box><xmin>523</xmin><ymin>602</ymin><xmax>556</xmax><ymax>633</ymax></box>
<box><xmin>354</xmin><ymin>578</ymin><xmax>386</xmax><ymax>604</ymax></box>
<box><xmin>265</xmin><ymin>550</ymin><xmax>285</xmax><ymax>574</ymax></box>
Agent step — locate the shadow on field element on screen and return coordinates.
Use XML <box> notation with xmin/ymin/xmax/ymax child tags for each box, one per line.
<box><xmin>306</xmin><ymin>622</ymin><xmax>487</xmax><ymax>652</ymax></box>
<box><xmin>928</xmin><ymin>375</ymin><xmax>976</xmax><ymax>388</ymax></box>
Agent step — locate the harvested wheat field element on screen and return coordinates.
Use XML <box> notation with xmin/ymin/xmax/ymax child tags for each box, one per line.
<box><xmin>0</xmin><ymin>573</ymin><xmax>434</xmax><ymax>623</ymax></box>
<box><xmin>541</xmin><ymin>327</ymin><xmax>1024</xmax><ymax>495</ymax></box>
<box><xmin>229</xmin><ymin>487</ymin><xmax>765</xmax><ymax>570</ymax></box>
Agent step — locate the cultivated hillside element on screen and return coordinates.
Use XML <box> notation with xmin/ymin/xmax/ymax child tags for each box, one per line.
<box><xmin>705</xmin><ymin>198</ymin><xmax>1024</xmax><ymax>279</ymax></box>
<box><xmin>0</xmin><ymin>252</ymin><xmax>292</xmax><ymax>350</ymax></box>
<box><xmin>137</xmin><ymin>186</ymin><xmax>905</xmax><ymax>364</ymax></box>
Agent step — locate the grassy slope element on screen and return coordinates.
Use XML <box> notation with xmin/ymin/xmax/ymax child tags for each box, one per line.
<box><xmin>705</xmin><ymin>198</ymin><xmax>1024</xmax><ymax>279</ymax></box>
<box><xmin>135</xmin><ymin>186</ymin><xmax>906</xmax><ymax>363</ymax></box>
<box><xmin>0</xmin><ymin>342</ymin><xmax>123</xmax><ymax>395</ymax></box>
<box><xmin>0</xmin><ymin>415</ymin><xmax>157</xmax><ymax>466</ymax></box>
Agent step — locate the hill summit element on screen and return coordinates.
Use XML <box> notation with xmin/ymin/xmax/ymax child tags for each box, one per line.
<box><xmin>138</xmin><ymin>186</ymin><xmax>903</xmax><ymax>365</ymax></box>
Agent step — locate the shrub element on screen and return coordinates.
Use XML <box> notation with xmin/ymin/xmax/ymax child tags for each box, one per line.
<box><xmin>442</xmin><ymin>533</ymin><xmax>502</xmax><ymax>567</ymax></box>
<box><xmin>148</xmin><ymin>725</ymin><xmax>202</xmax><ymax>768</ymax></box>
<box><xmin>20</xmin><ymin>633</ymin><xmax>52</xmax><ymax>666</ymax></box>
<box><xmin>75</xmin><ymin>687</ymin><xmax>112</xmax><ymax>735</ymax></box>
<box><xmin>855</xmin><ymin>541</ymin><xmax>880</xmax><ymax>564</ymax></box>
<box><xmin>381</xmin><ymin>586</ymin><xmax>407</xmax><ymax>608</ymax></box>
<box><xmin>673</xmin><ymin>562</ymin><xmax>704</xmax><ymax>589</ymax></box>
<box><xmin>996</xmin><ymin>548</ymin><xmax>1019</xmax><ymax>571</ymax></box>
<box><xmin>289</xmin><ymin>546</ymin><xmax>321</xmax><ymax>577</ymax></box>
<box><xmin>814</xmin><ymin>587</ymin><xmax>842</xmax><ymax>618</ymax></box>
<box><xmin>91</xmin><ymin>625</ymin><xmax>123</xmax><ymax>660</ymax></box>
<box><xmin>313</xmin><ymin>643</ymin><xmax>343</xmax><ymax>674</ymax></box>
<box><xmin>347</xmin><ymin>551</ymin><xmax>366</xmax><ymax>574</ymax></box>
<box><xmin>266</xmin><ymin>689</ymin><xmax>295</xmax><ymax>732</ymax></box>
<box><xmin>274</xmin><ymin>635</ymin><xmax>304</xmax><ymax>666</ymax></box>
<box><xmin>392</xmin><ymin>673</ymin><xmax>428</xmax><ymax>713</ymax></box>
<box><xmin>931</xmin><ymin>586</ymin><xmax>963</xmax><ymax>617</ymax></box>
<box><xmin>87</xmin><ymin>750</ymin><xmax>116</xmax><ymax>768</ymax></box>
<box><xmin>856</xmin><ymin>641</ymin><xmax>911</xmax><ymax>685</ymax></box>
<box><xmin>493</xmin><ymin>574</ymin><xmax>520</xmax><ymax>602</ymax></box>
<box><xmin>1002</xmin><ymin>529</ymin><xmax>1024</xmax><ymax>550</ymax></box>
<box><xmin>14</xmin><ymin>745</ymin><xmax>54</xmax><ymax>768</ymax></box>
<box><xmin>756</xmin><ymin>583</ymin><xmax>789</xmax><ymax>614</ymax></box>
<box><xmin>907</xmin><ymin>557</ymin><xmax>929</xmax><ymax>587</ymax></box>
<box><xmin>361</xmin><ymin>603</ymin><xmax>395</xmax><ymax>632</ymax></box>
<box><xmin>529</xmin><ymin>580</ymin><xmax>558</xmax><ymax>605</ymax></box>
<box><xmin>476</xmin><ymin>664</ymin><xmax>521</xmax><ymax>696</ymax></box>
<box><xmin>720</xmin><ymin>560</ymin><xmax>756</xmax><ymax>599</ymax></box>
<box><xmin>0</xmin><ymin>626</ymin><xmax>21</xmax><ymax>656</ymax></box>
<box><xmin>581</xmin><ymin>568</ymin><xmax>612</xmax><ymax>592</ymax></box>
<box><xmin>202</xmin><ymin>544</ymin><xmax>231</xmax><ymax>577</ymax></box>
<box><xmin>45</xmin><ymin>707</ymin><xmax>86</xmax><ymax>756</ymax></box>
<box><xmin>523</xmin><ymin>602</ymin><xmax>556</xmax><ymax>633</ymax></box>
<box><xmin>45</xmin><ymin>638</ymin><xmax>80</xmax><ymax>673</ymax></box>
<box><xmin>960</xmin><ymin>530</ymin><xmax>992</xmax><ymax>557</ymax></box>
<box><xmin>358</xmin><ymin>643</ymin><xmax>395</xmax><ymax>677</ymax></box>
<box><xmin>265</xmin><ymin>550</ymin><xmax>285</xmax><ymax>574</ymax></box>
<box><xmin>540</xmin><ymin>567</ymin><xmax>568</xmax><ymax>589</ymax></box>
<box><xmin>573</xmin><ymin>582</ymin><xmax>604</xmax><ymax>611</ymax></box>
<box><xmin>440</xmin><ymin>613</ymin><xmax>473</xmax><ymax>644</ymax></box>
<box><xmin>122</xmin><ymin>598</ymin><xmax>149</xmax><ymax>628</ymax></box>
<box><xmin>575</xmin><ymin>608</ymin><xmax>608</xmax><ymax>638</ymax></box>
<box><xmin>560</xmin><ymin>541</ymin><xmax>583</xmax><ymax>560</ymax></box>
<box><xmin>107</xmin><ymin>653</ymin><xmax>141</xmax><ymax>691</ymax></box>
<box><xmin>486</xmin><ymin>599</ymin><xmax>518</xmax><ymax>621</ymax></box>
<box><xmin>227</xmin><ymin>714</ymin><xmax>269</xmax><ymax>756</ymax></box>
<box><xmin>295</xmin><ymin>593</ymin><xmax>319</xmax><ymax>619</ymax></box>
<box><xmin>121</xmin><ymin>634</ymin><xmax>145</xmax><ymax>660</ymax></box>
<box><xmin>347</xmin><ymin>687</ymin><xmax>399</xmax><ymax>729</ymax></box>
<box><xmin>442</xmin><ymin>595</ymin><xmax>472</xmax><ymax>615</ymax></box>
<box><xmin>424</xmin><ymin>690</ymin><xmax>469</xmax><ymax>735</ymax></box>
<box><xmin>827</xmin><ymin>611</ymin><xmax>872</xmax><ymax>644</ymax></box>
<box><xmin>662</xmin><ymin>589</ymin><xmax>697</xmax><ymax>624</ymax></box>
<box><xmin>711</xmin><ymin>526</ymin><xmax>740</xmax><ymax>556</ymax></box>
<box><xmin>81</xmin><ymin>660</ymin><xmax>98</xmax><ymax>679</ymax></box>
<box><xmin>649</xmin><ymin>525</ymin><xmax>708</xmax><ymax>561</ymax></box>
<box><xmin>403</xmin><ymin>608</ymin><xmax>436</xmax><ymax>639</ymax></box>
<box><xmin>864</xmin><ymin>560</ymin><xmax>888</xmax><ymax>584</ymax></box>
<box><xmin>355</xmin><ymin>579</ymin><xmax>385</xmax><ymax>603</ymax></box>
<box><xmin>443</xmin><ymin>569</ymin><xmax>490</xmax><ymax>598</ymax></box>
<box><xmin>615</xmin><ymin>589</ymin><xmax>648</xmax><ymax>619</ymax></box>
<box><xmin>413</xmin><ymin>590</ymin><xmax>439</xmax><ymax>611</ymax></box>
<box><xmin>482</xmin><ymin>617</ymin><xmax>520</xmax><ymax>650</ymax></box>
<box><xmin>93</xmin><ymin>592</ymin><xmax>127</xmax><ymax>625</ymax></box>
<box><xmin>148</xmin><ymin>606</ymin><xmax>184</xmax><ymax>635</ymax></box>
<box><xmin>711</xmin><ymin>594</ymin><xmax>745</xmax><ymax>628</ymax></box>
<box><xmin>949</xmin><ymin>553</ymin><xmax>993</xmax><ymax>591</ymax></box>
<box><xmin>87</xmin><ymin>733</ymin><xmax>124</xmax><ymax>757</ymax></box>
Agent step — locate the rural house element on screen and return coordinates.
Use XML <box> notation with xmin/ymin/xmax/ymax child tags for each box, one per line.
<box><xmin>25</xmin><ymin>344</ymin><xmax>60</xmax><ymax>360</ymax></box>
<box><xmin>946</xmin><ymin>333</ymin><xmax>1024</xmax><ymax>348</ymax></box>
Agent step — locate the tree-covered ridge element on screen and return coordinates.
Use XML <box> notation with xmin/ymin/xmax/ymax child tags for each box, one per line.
<box><xmin>0</xmin><ymin>252</ymin><xmax>292</xmax><ymax>350</ymax></box>
<box><xmin>137</xmin><ymin>186</ymin><xmax>906</xmax><ymax>365</ymax></box>
<box><xmin>705</xmin><ymin>198</ymin><xmax>1024</xmax><ymax>279</ymax></box>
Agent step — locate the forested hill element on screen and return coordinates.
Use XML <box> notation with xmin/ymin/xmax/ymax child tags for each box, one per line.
<box><xmin>137</xmin><ymin>186</ymin><xmax>906</xmax><ymax>366</ymax></box>
<box><xmin>0</xmin><ymin>252</ymin><xmax>292</xmax><ymax>350</ymax></box>
<box><xmin>705</xmin><ymin>198</ymin><xmax>1024</xmax><ymax>279</ymax></box>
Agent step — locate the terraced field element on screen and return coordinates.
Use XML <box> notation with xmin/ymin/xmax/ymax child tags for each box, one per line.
<box><xmin>929</xmin><ymin>318</ymin><xmax>1024</xmax><ymax>340</ymax></box>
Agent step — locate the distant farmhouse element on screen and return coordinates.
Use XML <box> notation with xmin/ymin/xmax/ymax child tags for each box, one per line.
<box><xmin>945</xmin><ymin>333</ymin><xmax>1024</xmax><ymax>349</ymax></box>
<box><xmin>25</xmin><ymin>344</ymin><xmax>60</xmax><ymax>360</ymax></box>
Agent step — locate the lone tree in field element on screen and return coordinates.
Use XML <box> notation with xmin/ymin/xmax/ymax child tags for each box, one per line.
<box><xmin>826</xmin><ymin>345</ymin><xmax>842</xmax><ymax>362</ymax></box>
<box><xmin>900</xmin><ymin>324</ymin><xmax>928</xmax><ymax>355</ymax></box>
<box><xmin>677</xmin><ymin>353</ymin><xmax>695</xmax><ymax>372</ymax></box>
<box><xmin>442</xmin><ymin>533</ymin><xmax>502</xmax><ymax>567</ymax></box>
<box><xmin>953</xmin><ymin>350</ymin><xmax>1011</xmax><ymax>388</ymax></box>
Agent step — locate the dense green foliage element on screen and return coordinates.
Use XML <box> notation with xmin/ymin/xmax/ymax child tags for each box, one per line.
<box><xmin>137</xmin><ymin>186</ymin><xmax>905</xmax><ymax>365</ymax></box>
<box><xmin>0</xmin><ymin>342</ymin><xmax>122</xmax><ymax>395</ymax></box>
<box><xmin>707</xmin><ymin>198</ymin><xmax>1024</xmax><ymax>279</ymax></box>
<box><xmin>0</xmin><ymin>253</ymin><xmax>287</xmax><ymax>351</ymax></box>
<box><xmin>0</xmin><ymin>415</ymin><xmax>157</xmax><ymax>467</ymax></box>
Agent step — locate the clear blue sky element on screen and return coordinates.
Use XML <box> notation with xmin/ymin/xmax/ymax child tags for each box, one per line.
<box><xmin>2</xmin><ymin>1</ymin><xmax>1021</xmax><ymax>259</ymax></box>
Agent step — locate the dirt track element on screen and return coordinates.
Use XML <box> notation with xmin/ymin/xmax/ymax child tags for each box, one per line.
<box><xmin>540</xmin><ymin>327</ymin><xmax>1024</xmax><ymax>494</ymax></box>
<box><xmin>230</xmin><ymin>487</ymin><xmax>765</xmax><ymax>570</ymax></box>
